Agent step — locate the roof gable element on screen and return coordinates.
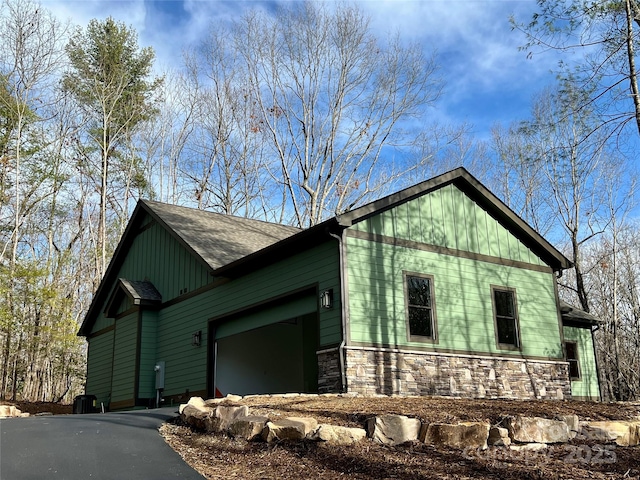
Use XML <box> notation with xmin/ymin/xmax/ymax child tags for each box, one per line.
<box><xmin>336</xmin><ymin>167</ymin><xmax>572</xmax><ymax>271</ymax></box>
<box><xmin>79</xmin><ymin>201</ymin><xmax>301</xmax><ymax>336</ymax></box>
<box><xmin>104</xmin><ymin>279</ymin><xmax>162</xmax><ymax>318</ymax></box>
<box><xmin>142</xmin><ymin>200</ymin><xmax>301</xmax><ymax>270</ymax></box>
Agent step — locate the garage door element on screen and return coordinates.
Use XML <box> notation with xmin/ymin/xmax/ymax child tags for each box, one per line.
<box><xmin>211</xmin><ymin>291</ymin><xmax>318</xmax><ymax>396</ymax></box>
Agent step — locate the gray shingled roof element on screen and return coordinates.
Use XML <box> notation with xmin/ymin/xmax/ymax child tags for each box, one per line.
<box><xmin>119</xmin><ymin>279</ymin><xmax>162</xmax><ymax>304</ymax></box>
<box><xmin>560</xmin><ymin>300</ymin><xmax>602</xmax><ymax>326</ymax></box>
<box><xmin>142</xmin><ymin>200</ymin><xmax>302</xmax><ymax>270</ymax></box>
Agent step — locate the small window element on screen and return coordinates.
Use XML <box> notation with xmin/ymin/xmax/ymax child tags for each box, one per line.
<box><xmin>565</xmin><ymin>341</ymin><xmax>580</xmax><ymax>379</ymax></box>
<box><xmin>492</xmin><ymin>287</ymin><xmax>520</xmax><ymax>349</ymax></box>
<box><xmin>405</xmin><ymin>274</ymin><xmax>436</xmax><ymax>341</ymax></box>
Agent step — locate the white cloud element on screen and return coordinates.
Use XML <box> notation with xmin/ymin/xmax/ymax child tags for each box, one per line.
<box><xmin>34</xmin><ymin>0</ymin><xmax>559</xmax><ymax>136</ymax></box>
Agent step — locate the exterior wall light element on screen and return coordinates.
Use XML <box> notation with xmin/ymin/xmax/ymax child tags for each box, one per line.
<box><xmin>192</xmin><ymin>330</ymin><xmax>202</xmax><ymax>347</ymax></box>
<box><xmin>320</xmin><ymin>289</ymin><xmax>333</xmax><ymax>309</ymax></box>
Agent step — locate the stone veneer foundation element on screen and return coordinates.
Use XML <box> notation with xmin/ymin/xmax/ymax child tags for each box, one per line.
<box><xmin>317</xmin><ymin>348</ymin><xmax>342</xmax><ymax>394</ymax></box>
<box><xmin>318</xmin><ymin>347</ymin><xmax>572</xmax><ymax>400</ymax></box>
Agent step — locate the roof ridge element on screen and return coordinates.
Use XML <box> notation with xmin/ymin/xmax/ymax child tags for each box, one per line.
<box><xmin>141</xmin><ymin>199</ymin><xmax>302</xmax><ymax>232</ymax></box>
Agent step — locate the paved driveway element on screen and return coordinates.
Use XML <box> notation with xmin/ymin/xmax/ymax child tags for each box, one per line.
<box><xmin>0</xmin><ymin>407</ymin><xmax>204</xmax><ymax>479</ymax></box>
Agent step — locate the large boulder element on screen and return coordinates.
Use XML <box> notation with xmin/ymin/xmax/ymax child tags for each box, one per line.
<box><xmin>366</xmin><ymin>415</ymin><xmax>422</xmax><ymax>446</ymax></box>
<box><xmin>505</xmin><ymin>416</ymin><xmax>570</xmax><ymax>444</ymax></box>
<box><xmin>180</xmin><ymin>397</ymin><xmax>217</xmax><ymax>431</ymax></box>
<box><xmin>582</xmin><ymin>421</ymin><xmax>640</xmax><ymax>447</ymax></box>
<box><xmin>310</xmin><ymin>424</ymin><xmax>367</xmax><ymax>445</ymax></box>
<box><xmin>0</xmin><ymin>405</ymin><xmax>21</xmax><ymax>418</ymax></box>
<box><xmin>180</xmin><ymin>396</ymin><xmax>207</xmax><ymax>414</ymax></box>
<box><xmin>422</xmin><ymin>422</ymin><xmax>490</xmax><ymax>450</ymax></box>
<box><xmin>559</xmin><ymin>414</ymin><xmax>580</xmax><ymax>439</ymax></box>
<box><xmin>262</xmin><ymin>417</ymin><xmax>318</xmax><ymax>442</ymax></box>
<box><xmin>215</xmin><ymin>405</ymin><xmax>250</xmax><ymax>432</ymax></box>
<box><xmin>228</xmin><ymin>415</ymin><xmax>270</xmax><ymax>441</ymax></box>
<box><xmin>488</xmin><ymin>426</ymin><xmax>511</xmax><ymax>446</ymax></box>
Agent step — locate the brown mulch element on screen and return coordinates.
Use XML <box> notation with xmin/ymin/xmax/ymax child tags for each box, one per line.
<box><xmin>0</xmin><ymin>401</ymin><xmax>72</xmax><ymax>415</ymax></box>
<box><xmin>160</xmin><ymin>395</ymin><xmax>640</xmax><ymax>480</ymax></box>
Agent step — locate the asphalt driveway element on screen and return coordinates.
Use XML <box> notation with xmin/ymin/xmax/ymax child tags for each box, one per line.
<box><xmin>0</xmin><ymin>407</ymin><xmax>204</xmax><ymax>479</ymax></box>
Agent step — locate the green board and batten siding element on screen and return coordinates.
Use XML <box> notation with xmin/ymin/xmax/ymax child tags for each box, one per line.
<box><xmin>563</xmin><ymin>326</ymin><xmax>600</xmax><ymax>400</ymax></box>
<box><xmin>155</xmin><ymin>240</ymin><xmax>341</xmax><ymax>396</ymax></box>
<box><xmin>86</xmin><ymin>211</ymin><xmax>341</xmax><ymax>406</ymax></box>
<box><xmin>85</xmin><ymin>330</ymin><xmax>113</xmax><ymax>406</ymax></box>
<box><xmin>346</xmin><ymin>183</ymin><xmax>563</xmax><ymax>359</ymax></box>
<box><xmin>110</xmin><ymin>311</ymin><xmax>138</xmax><ymax>406</ymax></box>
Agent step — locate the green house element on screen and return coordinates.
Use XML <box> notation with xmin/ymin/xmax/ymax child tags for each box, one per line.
<box><xmin>78</xmin><ymin>168</ymin><xmax>601</xmax><ymax>410</ymax></box>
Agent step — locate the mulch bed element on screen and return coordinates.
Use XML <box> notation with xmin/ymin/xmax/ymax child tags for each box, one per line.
<box><xmin>1</xmin><ymin>401</ymin><xmax>72</xmax><ymax>415</ymax></box>
<box><xmin>160</xmin><ymin>395</ymin><xmax>640</xmax><ymax>480</ymax></box>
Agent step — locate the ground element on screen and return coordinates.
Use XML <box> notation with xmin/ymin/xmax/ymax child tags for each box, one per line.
<box><xmin>5</xmin><ymin>397</ymin><xmax>640</xmax><ymax>479</ymax></box>
<box><xmin>161</xmin><ymin>395</ymin><xmax>640</xmax><ymax>480</ymax></box>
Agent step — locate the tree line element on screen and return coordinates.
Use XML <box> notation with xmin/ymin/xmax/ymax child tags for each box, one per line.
<box><xmin>0</xmin><ymin>0</ymin><xmax>638</xmax><ymax>402</ymax></box>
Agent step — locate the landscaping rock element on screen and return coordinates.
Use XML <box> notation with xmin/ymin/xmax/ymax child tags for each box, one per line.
<box><xmin>0</xmin><ymin>405</ymin><xmax>21</xmax><ymax>418</ymax></box>
<box><xmin>488</xmin><ymin>426</ymin><xmax>511</xmax><ymax>446</ymax></box>
<box><xmin>582</xmin><ymin>421</ymin><xmax>640</xmax><ymax>446</ymax></box>
<box><xmin>228</xmin><ymin>415</ymin><xmax>269</xmax><ymax>441</ymax></box>
<box><xmin>262</xmin><ymin>417</ymin><xmax>318</xmax><ymax>442</ymax></box>
<box><xmin>509</xmin><ymin>443</ymin><xmax>548</xmax><ymax>452</ymax></box>
<box><xmin>310</xmin><ymin>424</ymin><xmax>367</xmax><ymax>445</ymax></box>
<box><xmin>559</xmin><ymin>414</ymin><xmax>580</xmax><ymax>439</ymax></box>
<box><xmin>505</xmin><ymin>416</ymin><xmax>570</xmax><ymax>444</ymax></box>
<box><xmin>366</xmin><ymin>414</ymin><xmax>421</xmax><ymax>446</ymax></box>
<box><xmin>215</xmin><ymin>405</ymin><xmax>250</xmax><ymax>431</ymax></box>
<box><xmin>180</xmin><ymin>403</ymin><xmax>215</xmax><ymax>431</ymax></box>
<box><xmin>422</xmin><ymin>422</ymin><xmax>489</xmax><ymax>450</ymax></box>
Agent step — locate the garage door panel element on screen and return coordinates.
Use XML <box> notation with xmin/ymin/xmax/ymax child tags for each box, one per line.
<box><xmin>215</xmin><ymin>294</ymin><xmax>316</xmax><ymax>339</ymax></box>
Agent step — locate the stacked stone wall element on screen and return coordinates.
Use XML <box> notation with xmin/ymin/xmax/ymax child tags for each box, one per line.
<box><xmin>343</xmin><ymin>347</ymin><xmax>571</xmax><ymax>400</ymax></box>
<box><xmin>317</xmin><ymin>348</ymin><xmax>342</xmax><ymax>394</ymax></box>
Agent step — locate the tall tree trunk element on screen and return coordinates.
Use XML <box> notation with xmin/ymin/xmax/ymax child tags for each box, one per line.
<box><xmin>625</xmin><ymin>0</ymin><xmax>640</xmax><ymax>136</ymax></box>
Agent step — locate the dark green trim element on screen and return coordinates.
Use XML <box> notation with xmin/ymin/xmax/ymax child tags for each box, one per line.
<box><xmin>114</xmin><ymin>306</ymin><xmax>139</xmax><ymax>320</ymax></box>
<box><xmin>207</xmin><ymin>323</ymin><xmax>217</xmax><ymax>398</ymax></box>
<box><xmin>208</xmin><ymin>284</ymin><xmax>318</xmax><ymax>325</ymax></box>
<box><xmin>160</xmin><ymin>278</ymin><xmax>226</xmax><ymax>309</ymax></box>
<box><xmin>87</xmin><ymin>324</ymin><xmax>115</xmax><ymax>339</ymax></box>
<box><xmin>346</xmin><ymin>342</ymin><xmax>564</xmax><ymax>363</ymax></box>
<box><xmin>346</xmin><ymin>229</ymin><xmax>553</xmax><ymax>273</ymax></box>
<box><xmin>134</xmin><ymin>309</ymin><xmax>142</xmax><ymax>403</ymax></box>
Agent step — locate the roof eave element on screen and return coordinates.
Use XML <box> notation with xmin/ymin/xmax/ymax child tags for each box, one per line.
<box><xmin>212</xmin><ymin>217</ymin><xmax>341</xmax><ymax>278</ymax></box>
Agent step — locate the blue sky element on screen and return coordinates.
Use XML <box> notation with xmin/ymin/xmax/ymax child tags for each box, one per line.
<box><xmin>41</xmin><ymin>0</ymin><xmax>559</xmax><ymax>141</ymax></box>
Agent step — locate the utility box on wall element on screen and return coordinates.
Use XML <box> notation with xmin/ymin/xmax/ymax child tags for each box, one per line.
<box><xmin>155</xmin><ymin>361</ymin><xmax>165</xmax><ymax>390</ymax></box>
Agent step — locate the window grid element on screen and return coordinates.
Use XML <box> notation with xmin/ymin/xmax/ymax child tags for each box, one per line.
<box><xmin>405</xmin><ymin>273</ymin><xmax>437</xmax><ymax>342</ymax></box>
<box><xmin>491</xmin><ymin>286</ymin><xmax>520</xmax><ymax>349</ymax></box>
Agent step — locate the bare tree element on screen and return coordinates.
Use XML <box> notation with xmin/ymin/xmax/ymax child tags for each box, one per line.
<box><xmin>0</xmin><ymin>0</ymin><xmax>69</xmax><ymax>399</ymax></box>
<box><xmin>513</xmin><ymin>0</ymin><xmax>640</xmax><ymax>138</ymax></box>
<box><xmin>186</xmin><ymin>2</ymin><xmax>442</xmax><ymax>227</ymax></box>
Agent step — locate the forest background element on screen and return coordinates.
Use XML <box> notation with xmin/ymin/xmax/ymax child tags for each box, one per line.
<box><xmin>1</xmin><ymin>0</ymin><xmax>639</xmax><ymax>404</ymax></box>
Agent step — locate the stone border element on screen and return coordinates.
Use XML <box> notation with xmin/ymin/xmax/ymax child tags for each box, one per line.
<box><xmin>0</xmin><ymin>405</ymin><xmax>29</xmax><ymax>418</ymax></box>
<box><xmin>179</xmin><ymin>395</ymin><xmax>640</xmax><ymax>449</ymax></box>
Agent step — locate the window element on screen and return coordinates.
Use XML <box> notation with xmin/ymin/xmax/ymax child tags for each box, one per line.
<box><xmin>405</xmin><ymin>273</ymin><xmax>436</xmax><ymax>341</ymax></box>
<box><xmin>565</xmin><ymin>341</ymin><xmax>580</xmax><ymax>379</ymax></box>
<box><xmin>492</xmin><ymin>287</ymin><xmax>520</xmax><ymax>349</ymax></box>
